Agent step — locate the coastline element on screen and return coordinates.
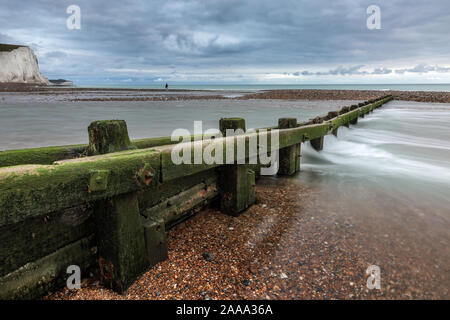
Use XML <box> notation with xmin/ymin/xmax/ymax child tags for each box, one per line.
<box><xmin>2</xmin><ymin>83</ymin><xmax>450</xmax><ymax>103</ymax></box>
<box><xmin>2</xmin><ymin>87</ymin><xmax>449</xmax><ymax>300</ymax></box>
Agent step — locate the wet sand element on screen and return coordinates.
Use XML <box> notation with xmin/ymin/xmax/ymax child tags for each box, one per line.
<box><xmin>45</xmin><ymin>177</ymin><xmax>449</xmax><ymax>300</ymax></box>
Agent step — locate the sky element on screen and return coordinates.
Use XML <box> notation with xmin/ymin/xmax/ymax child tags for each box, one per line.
<box><xmin>1</xmin><ymin>0</ymin><xmax>450</xmax><ymax>85</ymax></box>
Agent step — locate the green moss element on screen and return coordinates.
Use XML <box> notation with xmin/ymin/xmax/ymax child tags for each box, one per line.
<box><xmin>0</xmin><ymin>205</ymin><xmax>94</xmax><ymax>277</ymax></box>
<box><xmin>219</xmin><ymin>118</ymin><xmax>246</xmax><ymax>136</ymax></box>
<box><xmin>0</xmin><ymin>145</ymin><xmax>87</xmax><ymax>168</ymax></box>
<box><xmin>0</xmin><ymin>149</ymin><xmax>160</xmax><ymax>226</ymax></box>
<box><xmin>278</xmin><ymin>118</ymin><xmax>297</xmax><ymax>129</ymax></box>
<box><xmin>95</xmin><ymin>193</ymin><xmax>148</xmax><ymax>293</ymax></box>
<box><xmin>87</xmin><ymin>120</ymin><xmax>136</xmax><ymax>155</ymax></box>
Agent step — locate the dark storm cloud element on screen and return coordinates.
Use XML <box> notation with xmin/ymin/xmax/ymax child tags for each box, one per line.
<box><xmin>1</xmin><ymin>0</ymin><xmax>450</xmax><ymax>82</ymax></box>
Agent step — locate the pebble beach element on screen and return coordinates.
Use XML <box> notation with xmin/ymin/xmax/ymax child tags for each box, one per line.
<box><xmin>45</xmin><ymin>177</ymin><xmax>449</xmax><ymax>300</ymax></box>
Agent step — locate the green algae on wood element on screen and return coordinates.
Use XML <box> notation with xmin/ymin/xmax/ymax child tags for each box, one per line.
<box><xmin>0</xmin><ymin>149</ymin><xmax>160</xmax><ymax>226</ymax></box>
<box><xmin>219</xmin><ymin>118</ymin><xmax>246</xmax><ymax>136</ymax></box>
<box><xmin>87</xmin><ymin>120</ymin><xmax>136</xmax><ymax>155</ymax></box>
<box><xmin>95</xmin><ymin>192</ymin><xmax>149</xmax><ymax>293</ymax></box>
<box><xmin>218</xmin><ymin>118</ymin><xmax>255</xmax><ymax>215</ymax></box>
<box><xmin>0</xmin><ymin>144</ymin><xmax>86</xmax><ymax>168</ymax></box>
<box><xmin>0</xmin><ymin>205</ymin><xmax>95</xmax><ymax>277</ymax></box>
<box><xmin>0</xmin><ymin>135</ymin><xmax>213</xmax><ymax>168</ymax></box>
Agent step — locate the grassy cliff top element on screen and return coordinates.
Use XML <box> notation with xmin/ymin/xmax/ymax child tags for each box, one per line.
<box><xmin>0</xmin><ymin>44</ymin><xmax>25</xmax><ymax>52</ymax></box>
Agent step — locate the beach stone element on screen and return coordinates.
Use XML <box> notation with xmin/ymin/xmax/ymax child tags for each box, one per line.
<box><xmin>202</xmin><ymin>252</ymin><xmax>215</xmax><ymax>262</ymax></box>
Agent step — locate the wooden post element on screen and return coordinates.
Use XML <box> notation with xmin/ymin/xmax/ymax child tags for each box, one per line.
<box><xmin>218</xmin><ymin>118</ymin><xmax>255</xmax><ymax>216</ymax></box>
<box><xmin>310</xmin><ymin>136</ymin><xmax>324</xmax><ymax>151</ymax></box>
<box><xmin>277</xmin><ymin>118</ymin><xmax>300</xmax><ymax>175</ymax></box>
<box><xmin>332</xmin><ymin>128</ymin><xmax>338</xmax><ymax>137</ymax></box>
<box><xmin>295</xmin><ymin>143</ymin><xmax>301</xmax><ymax>172</ymax></box>
<box><xmin>95</xmin><ymin>192</ymin><xmax>148</xmax><ymax>293</ymax></box>
<box><xmin>88</xmin><ymin>120</ymin><xmax>150</xmax><ymax>293</ymax></box>
<box><xmin>143</xmin><ymin>215</ymin><xmax>168</xmax><ymax>268</ymax></box>
<box><xmin>350</xmin><ymin>117</ymin><xmax>358</xmax><ymax>125</ymax></box>
<box><xmin>88</xmin><ymin>120</ymin><xmax>135</xmax><ymax>155</ymax></box>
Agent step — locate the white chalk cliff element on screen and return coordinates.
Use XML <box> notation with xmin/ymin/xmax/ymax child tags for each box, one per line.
<box><xmin>0</xmin><ymin>46</ymin><xmax>50</xmax><ymax>85</ymax></box>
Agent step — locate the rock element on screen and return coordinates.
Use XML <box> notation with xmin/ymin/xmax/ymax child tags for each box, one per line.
<box><xmin>242</xmin><ymin>279</ymin><xmax>251</xmax><ymax>286</ymax></box>
<box><xmin>248</xmin><ymin>265</ymin><xmax>258</xmax><ymax>274</ymax></box>
<box><xmin>202</xmin><ymin>252</ymin><xmax>215</xmax><ymax>262</ymax></box>
<box><xmin>280</xmin><ymin>272</ymin><xmax>288</xmax><ymax>279</ymax></box>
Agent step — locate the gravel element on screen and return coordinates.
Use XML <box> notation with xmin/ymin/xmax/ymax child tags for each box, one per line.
<box><xmin>45</xmin><ymin>177</ymin><xmax>449</xmax><ymax>300</ymax></box>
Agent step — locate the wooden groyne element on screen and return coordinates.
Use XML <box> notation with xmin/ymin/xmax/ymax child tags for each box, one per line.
<box><xmin>0</xmin><ymin>95</ymin><xmax>393</xmax><ymax>299</ymax></box>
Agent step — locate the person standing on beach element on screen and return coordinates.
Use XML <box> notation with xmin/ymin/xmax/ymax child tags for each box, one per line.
<box><xmin>165</xmin><ymin>83</ymin><xmax>168</xmax><ymax>90</ymax></box>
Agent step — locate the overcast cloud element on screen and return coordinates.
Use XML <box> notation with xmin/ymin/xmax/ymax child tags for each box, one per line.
<box><xmin>1</xmin><ymin>0</ymin><xmax>449</xmax><ymax>84</ymax></box>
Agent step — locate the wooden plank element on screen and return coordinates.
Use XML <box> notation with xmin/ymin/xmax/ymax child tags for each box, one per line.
<box><xmin>0</xmin><ymin>145</ymin><xmax>86</xmax><ymax>168</ymax></box>
<box><xmin>95</xmin><ymin>192</ymin><xmax>148</xmax><ymax>293</ymax></box>
<box><xmin>0</xmin><ymin>149</ymin><xmax>160</xmax><ymax>226</ymax></box>
<box><xmin>0</xmin><ymin>205</ymin><xmax>95</xmax><ymax>277</ymax></box>
<box><xmin>0</xmin><ymin>236</ymin><xmax>96</xmax><ymax>300</ymax></box>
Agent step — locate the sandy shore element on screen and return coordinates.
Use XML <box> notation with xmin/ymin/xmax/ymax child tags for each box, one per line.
<box><xmin>45</xmin><ymin>177</ymin><xmax>449</xmax><ymax>300</ymax></box>
<box><xmin>2</xmin><ymin>83</ymin><xmax>450</xmax><ymax>103</ymax></box>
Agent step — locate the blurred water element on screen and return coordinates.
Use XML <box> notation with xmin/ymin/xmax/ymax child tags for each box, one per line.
<box><xmin>300</xmin><ymin>100</ymin><xmax>450</xmax><ymax>222</ymax></box>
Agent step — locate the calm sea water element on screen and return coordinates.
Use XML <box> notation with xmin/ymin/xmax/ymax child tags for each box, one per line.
<box><xmin>0</xmin><ymin>99</ymin><xmax>358</xmax><ymax>151</ymax></box>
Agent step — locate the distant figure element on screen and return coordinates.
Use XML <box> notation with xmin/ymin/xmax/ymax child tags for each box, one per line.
<box><xmin>165</xmin><ymin>83</ymin><xmax>168</xmax><ymax>90</ymax></box>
